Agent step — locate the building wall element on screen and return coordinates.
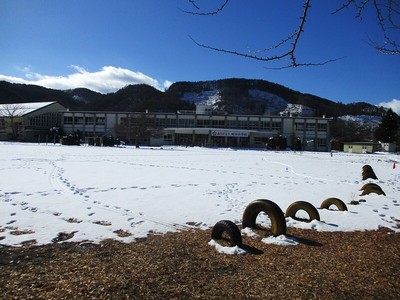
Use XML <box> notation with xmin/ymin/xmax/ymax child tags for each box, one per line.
<box><xmin>0</xmin><ymin>102</ymin><xmax>66</xmax><ymax>142</ymax></box>
<box><xmin>61</xmin><ymin>111</ymin><xmax>332</xmax><ymax>151</ymax></box>
<box><xmin>381</xmin><ymin>143</ymin><xmax>397</xmax><ymax>152</ymax></box>
<box><xmin>343</xmin><ymin>143</ymin><xmax>378</xmax><ymax>154</ymax></box>
<box><xmin>23</xmin><ymin>102</ymin><xmax>66</xmax><ymax>141</ymax></box>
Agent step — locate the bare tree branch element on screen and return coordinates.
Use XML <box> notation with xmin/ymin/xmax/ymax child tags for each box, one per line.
<box><xmin>180</xmin><ymin>0</ymin><xmax>229</xmax><ymax>16</ymax></box>
<box><xmin>187</xmin><ymin>0</ymin><xmax>336</xmax><ymax>68</ymax></box>
<box><xmin>183</xmin><ymin>0</ymin><xmax>399</xmax><ymax>68</ymax></box>
<box><xmin>0</xmin><ymin>103</ymin><xmax>26</xmax><ymax>139</ymax></box>
<box><xmin>264</xmin><ymin>57</ymin><xmax>347</xmax><ymax>70</ymax></box>
<box><xmin>187</xmin><ymin>0</ymin><xmax>200</xmax><ymax>10</ymax></box>
<box><xmin>334</xmin><ymin>0</ymin><xmax>400</xmax><ymax>55</ymax></box>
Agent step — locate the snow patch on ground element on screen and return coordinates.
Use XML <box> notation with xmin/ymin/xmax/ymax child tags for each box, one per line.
<box><xmin>208</xmin><ymin>239</ymin><xmax>247</xmax><ymax>255</ymax></box>
<box><xmin>261</xmin><ymin>234</ymin><xmax>299</xmax><ymax>246</ymax></box>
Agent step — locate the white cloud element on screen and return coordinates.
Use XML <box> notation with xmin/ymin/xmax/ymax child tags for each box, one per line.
<box><xmin>163</xmin><ymin>80</ymin><xmax>173</xmax><ymax>90</ymax></box>
<box><xmin>378</xmin><ymin>99</ymin><xmax>400</xmax><ymax>115</ymax></box>
<box><xmin>0</xmin><ymin>66</ymin><xmax>170</xmax><ymax>94</ymax></box>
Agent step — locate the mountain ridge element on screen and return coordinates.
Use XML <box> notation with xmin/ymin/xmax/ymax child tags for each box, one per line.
<box><xmin>0</xmin><ymin>79</ymin><xmax>386</xmax><ymax>118</ymax></box>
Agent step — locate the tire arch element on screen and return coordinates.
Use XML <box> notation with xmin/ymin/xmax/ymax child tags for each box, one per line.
<box><xmin>320</xmin><ymin>198</ymin><xmax>348</xmax><ymax>211</ymax></box>
<box><xmin>211</xmin><ymin>220</ymin><xmax>242</xmax><ymax>247</ymax></box>
<box><xmin>360</xmin><ymin>183</ymin><xmax>382</xmax><ymax>191</ymax></box>
<box><xmin>360</xmin><ymin>187</ymin><xmax>386</xmax><ymax>196</ymax></box>
<box><xmin>242</xmin><ymin>199</ymin><xmax>286</xmax><ymax>236</ymax></box>
<box><xmin>285</xmin><ymin>201</ymin><xmax>320</xmax><ymax>222</ymax></box>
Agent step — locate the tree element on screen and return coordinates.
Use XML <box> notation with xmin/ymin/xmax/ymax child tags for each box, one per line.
<box><xmin>115</xmin><ymin>113</ymin><xmax>163</xmax><ymax>147</ymax></box>
<box><xmin>374</xmin><ymin>108</ymin><xmax>400</xmax><ymax>143</ymax></box>
<box><xmin>0</xmin><ymin>103</ymin><xmax>25</xmax><ymax>139</ymax></box>
<box><xmin>183</xmin><ymin>0</ymin><xmax>400</xmax><ymax>68</ymax></box>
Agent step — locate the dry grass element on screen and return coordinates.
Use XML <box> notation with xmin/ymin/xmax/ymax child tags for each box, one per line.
<box><xmin>0</xmin><ymin>227</ymin><xmax>399</xmax><ymax>299</ymax></box>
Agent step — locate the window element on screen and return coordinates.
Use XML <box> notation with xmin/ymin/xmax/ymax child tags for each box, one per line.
<box><xmin>0</xmin><ymin>118</ymin><xmax>5</xmax><ymax>130</ymax></box>
<box><xmin>237</xmin><ymin>120</ymin><xmax>248</xmax><ymax>129</ymax></box>
<box><xmin>248</xmin><ymin>121</ymin><xmax>259</xmax><ymax>129</ymax></box>
<box><xmin>306</xmin><ymin>123</ymin><xmax>315</xmax><ymax>132</ymax></box>
<box><xmin>64</xmin><ymin>116</ymin><xmax>73</xmax><ymax>124</ymax></box>
<box><xmin>197</xmin><ymin>119</ymin><xmax>210</xmax><ymax>127</ymax></box>
<box><xmin>260</xmin><ymin>121</ymin><xmax>269</xmax><ymax>130</ymax></box>
<box><xmin>164</xmin><ymin>134</ymin><xmax>173</xmax><ymax>142</ymax></box>
<box><xmin>85</xmin><ymin>116</ymin><xmax>94</xmax><ymax>125</ymax></box>
<box><xmin>295</xmin><ymin>123</ymin><xmax>304</xmax><ymax>131</ymax></box>
<box><xmin>74</xmin><ymin>116</ymin><xmax>84</xmax><ymax>124</ymax></box>
<box><xmin>227</xmin><ymin>120</ymin><xmax>238</xmax><ymax>128</ymax></box>
<box><xmin>317</xmin><ymin>123</ymin><xmax>327</xmax><ymax>132</ymax></box>
<box><xmin>155</xmin><ymin>118</ymin><xmax>166</xmax><ymax>127</ymax></box>
<box><xmin>178</xmin><ymin>118</ymin><xmax>194</xmax><ymax>127</ymax></box>
<box><xmin>212</xmin><ymin>119</ymin><xmax>225</xmax><ymax>128</ymax></box>
<box><xmin>271</xmin><ymin>122</ymin><xmax>281</xmax><ymax>130</ymax></box>
<box><xmin>96</xmin><ymin>117</ymin><xmax>105</xmax><ymax>125</ymax></box>
<box><xmin>316</xmin><ymin>138</ymin><xmax>326</xmax><ymax>147</ymax></box>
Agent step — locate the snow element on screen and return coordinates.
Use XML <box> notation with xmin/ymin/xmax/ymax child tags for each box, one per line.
<box><xmin>0</xmin><ymin>102</ymin><xmax>56</xmax><ymax>116</ymax></box>
<box><xmin>280</xmin><ymin>103</ymin><xmax>315</xmax><ymax>117</ymax></box>
<box><xmin>0</xmin><ymin>142</ymin><xmax>399</xmax><ymax>250</ymax></box>
<box><xmin>261</xmin><ymin>234</ymin><xmax>299</xmax><ymax>246</ymax></box>
<box><xmin>181</xmin><ymin>90</ymin><xmax>221</xmax><ymax>105</ymax></box>
<box><xmin>208</xmin><ymin>239</ymin><xmax>247</xmax><ymax>255</ymax></box>
<box><xmin>339</xmin><ymin>115</ymin><xmax>382</xmax><ymax>125</ymax></box>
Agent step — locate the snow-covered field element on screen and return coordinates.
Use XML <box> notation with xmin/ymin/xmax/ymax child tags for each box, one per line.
<box><xmin>1</xmin><ymin>142</ymin><xmax>399</xmax><ymax>247</ymax></box>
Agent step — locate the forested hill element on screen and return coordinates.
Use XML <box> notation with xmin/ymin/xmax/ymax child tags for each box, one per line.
<box><xmin>0</xmin><ymin>79</ymin><xmax>386</xmax><ymax>118</ymax></box>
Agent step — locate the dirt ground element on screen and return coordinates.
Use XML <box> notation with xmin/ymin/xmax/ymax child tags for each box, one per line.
<box><xmin>0</xmin><ymin>227</ymin><xmax>399</xmax><ymax>299</ymax></box>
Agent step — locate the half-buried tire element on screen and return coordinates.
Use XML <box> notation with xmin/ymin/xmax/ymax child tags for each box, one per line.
<box><xmin>360</xmin><ymin>185</ymin><xmax>386</xmax><ymax>196</ymax></box>
<box><xmin>285</xmin><ymin>201</ymin><xmax>320</xmax><ymax>222</ymax></box>
<box><xmin>360</xmin><ymin>183</ymin><xmax>383</xmax><ymax>191</ymax></box>
<box><xmin>362</xmin><ymin>165</ymin><xmax>378</xmax><ymax>180</ymax></box>
<box><xmin>211</xmin><ymin>220</ymin><xmax>242</xmax><ymax>247</ymax></box>
<box><xmin>242</xmin><ymin>199</ymin><xmax>286</xmax><ymax>236</ymax></box>
<box><xmin>320</xmin><ymin>198</ymin><xmax>348</xmax><ymax>211</ymax></box>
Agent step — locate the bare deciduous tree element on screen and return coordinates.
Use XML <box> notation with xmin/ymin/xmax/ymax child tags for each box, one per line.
<box><xmin>0</xmin><ymin>103</ymin><xmax>25</xmax><ymax>139</ymax></box>
<box><xmin>115</xmin><ymin>113</ymin><xmax>163</xmax><ymax>147</ymax></box>
<box><xmin>183</xmin><ymin>0</ymin><xmax>399</xmax><ymax>68</ymax></box>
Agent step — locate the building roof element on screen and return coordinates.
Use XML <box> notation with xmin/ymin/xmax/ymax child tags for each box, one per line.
<box><xmin>0</xmin><ymin>102</ymin><xmax>57</xmax><ymax>117</ymax></box>
<box><xmin>343</xmin><ymin>141</ymin><xmax>379</xmax><ymax>145</ymax></box>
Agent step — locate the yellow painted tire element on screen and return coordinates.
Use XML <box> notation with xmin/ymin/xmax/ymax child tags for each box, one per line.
<box><xmin>362</xmin><ymin>171</ymin><xmax>378</xmax><ymax>180</ymax></box>
<box><xmin>360</xmin><ymin>183</ymin><xmax>382</xmax><ymax>191</ymax></box>
<box><xmin>362</xmin><ymin>165</ymin><xmax>378</xmax><ymax>180</ymax></box>
<box><xmin>360</xmin><ymin>187</ymin><xmax>386</xmax><ymax>196</ymax></box>
<box><xmin>285</xmin><ymin>201</ymin><xmax>320</xmax><ymax>222</ymax></box>
<box><xmin>320</xmin><ymin>198</ymin><xmax>348</xmax><ymax>211</ymax></box>
<box><xmin>242</xmin><ymin>199</ymin><xmax>286</xmax><ymax>236</ymax></box>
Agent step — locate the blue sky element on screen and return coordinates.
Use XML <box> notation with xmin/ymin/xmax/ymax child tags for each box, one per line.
<box><xmin>1</xmin><ymin>0</ymin><xmax>399</xmax><ymax>112</ymax></box>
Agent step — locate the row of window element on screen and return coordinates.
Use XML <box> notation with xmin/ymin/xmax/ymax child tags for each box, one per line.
<box><xmin>154</xmin><ymin>118</ymin><xmax>283</xmax><ymax>131</ymax></box>
<box><xmin>162</xmin><ymin>134</ymin><xmax>327</xmax><ymax>148</ymax></box>
<box><xmin>29</xmin><ymin>113</ymin><xmax>60</xmax><ymax>128</ymax></box>
<box><xmin>295</xmin><ymin>123</ymin><xmax>327</xmax><ymax>132</ymax></box>
<box><xmin>63</xmin><ymin>115</ymin><xmax>328</xmax><ymax>132</ymax></box>
<box><xmin>0</xmin><ymin>119</ymin><xmax>23</xmax><ymax>132</ymax></box>
<box><xmin>64</xmin><ymin>116</ymin><xmax>105</xmax><ymax>125</ymax></box>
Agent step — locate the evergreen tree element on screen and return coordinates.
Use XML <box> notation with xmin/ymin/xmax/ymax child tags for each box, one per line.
<box><xmin>374</xmin><ymin>109</ymin><xmax>399</xmax><ymax>143</ymax></box>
